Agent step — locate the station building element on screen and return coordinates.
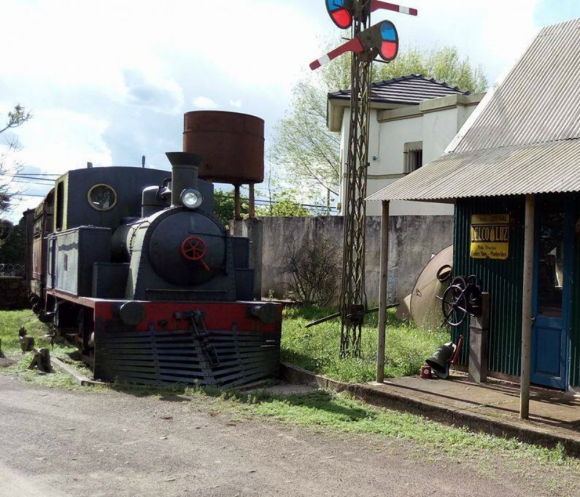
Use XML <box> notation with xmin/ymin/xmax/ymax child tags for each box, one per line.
<box><xmin>369</xmin><ymin>19</ymin><xmax>580</xmax><ymax>391</ymax></box>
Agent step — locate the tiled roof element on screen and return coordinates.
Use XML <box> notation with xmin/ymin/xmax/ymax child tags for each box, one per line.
<box><xmin>329</xmin><ymin>74</ymin><xmax>470</xmax><ymax>106</ymax></box>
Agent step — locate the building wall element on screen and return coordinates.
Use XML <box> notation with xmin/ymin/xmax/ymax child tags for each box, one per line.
<box><xmin>453</xmin><ymin>194</ymin><xmax>580</xmax><ymax>388</ymax></box>
<box><xmin>257</xmin><ymin>215</ymin><xmax>454</xmax><ymax>305</ymax></box>
<box><xmin>338</xmin><ymin>94</ymin><xmax>484</xmax><ymax>217</ymax></box>
<box><xmin>453</xmin><ymin>197</ymin><xmax>525</xmax><ymax>376</ymax></box>
<box><xmin>568</xmin><ymin>196</ymin><xmax>580</xmax><ymax>387</ymax></box>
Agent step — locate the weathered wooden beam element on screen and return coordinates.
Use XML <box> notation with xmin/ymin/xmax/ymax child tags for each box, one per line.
<box><xmin>520</xmin><ymin>194</ymin><xmax>535</xmax><ymax>419</ymax></box>
<box><xmin>377</xmin><ymin>200</ymin><xmax>390</xmax><ymax>383</ymax></box>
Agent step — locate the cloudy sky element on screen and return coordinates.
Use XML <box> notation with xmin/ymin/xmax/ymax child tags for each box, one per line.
<box><xmin>1</xmin><ymin>0</ymin><xmax>580</xmax><ymax>221</ymax></box>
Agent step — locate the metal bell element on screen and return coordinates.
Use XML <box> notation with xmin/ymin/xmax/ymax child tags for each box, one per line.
<box><xmin>425</xmin><ymin>342</ymin><xmax>455</xmax><ymax>375</ymax></box>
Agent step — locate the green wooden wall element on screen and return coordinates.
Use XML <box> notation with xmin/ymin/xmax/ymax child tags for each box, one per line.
<box><xmin>454</xmin><ymin>194</ymin><xmax>580</xmax><ymax>387</ymax></box>
<box><xmin>569</xmin><ymin>197</ymin><xmax>580</xmax><ymax>387</ymax></box>
<box><xmin>453</xmin><ymin>196</ymin><xmax>525</xmax><ymax>377</ymax></box>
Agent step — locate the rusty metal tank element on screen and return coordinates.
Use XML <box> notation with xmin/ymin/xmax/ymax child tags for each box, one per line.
<box><xmin>183</xmin><ymin>111</ymin><xmax>264</xmax><ymax>185</ymax></box>
<box><xmin>409</xmin><ymin>245</ymin><xmax>454</xmax><ymax>331</ymax></box>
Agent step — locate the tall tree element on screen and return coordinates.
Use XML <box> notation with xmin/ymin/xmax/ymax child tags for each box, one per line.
<box><xmin>0</xmin><ymin>217</ymin><xmax>26</xmax><ymax>263</ymax></box>
<box><xmin>271</xmin><ymin>42</ymin><xmax>487</xmax><ymax>205</ymax></box>
<box><xmin>0</xmin><ymin>104</ymin><xmax>32</xmax><ymax>217</ymax></box>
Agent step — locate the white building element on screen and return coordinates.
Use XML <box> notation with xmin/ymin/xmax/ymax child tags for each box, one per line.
<box><xmin>328</xmin><ymin>74</ymin><xmax>484</xmax><ymax>216</ymax></box>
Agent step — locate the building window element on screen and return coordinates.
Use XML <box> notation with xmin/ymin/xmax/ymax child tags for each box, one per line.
<box><xmin>404</xmin><ymin>141</ymin><xmax>423</xmax><ymax>173</ymax></box>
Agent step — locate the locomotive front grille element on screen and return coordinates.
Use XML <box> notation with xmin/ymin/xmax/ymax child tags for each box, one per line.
<box><xmin>94</xmin><ymin>328</ymin><xmax>280</xmax><ymax>387</ymax></box>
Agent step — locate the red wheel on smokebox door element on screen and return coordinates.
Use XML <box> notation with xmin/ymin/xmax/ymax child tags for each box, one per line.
<box><xmin>181</xmin><ymin>236</ymin><xmax>210</xmax><ymax>271</ymax></box>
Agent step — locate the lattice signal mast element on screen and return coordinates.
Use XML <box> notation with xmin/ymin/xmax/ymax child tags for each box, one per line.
<box><xmin>311</xmin><ymin>0</ymin><xmax>417</xmax><ymax>357</ymax></box>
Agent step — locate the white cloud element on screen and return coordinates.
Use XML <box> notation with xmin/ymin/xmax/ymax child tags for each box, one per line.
<box><xmin>229</xmin><ymin>100</ymin><xmax>243</xmax><ymax>109</ymax></box>
<box><xmin>192</xmin><ymin>97</ymin><xmax>219</xmax><ymax>110</ymax></box>
<box><xmin>121</xmin><ymin>70</ymin><xmax>184</xmax><ymax>115</ymax></box>
<box><xmin>16</xmin><ymin>109</ymin><xmax>111</xmax><ymax>174</ymax></box>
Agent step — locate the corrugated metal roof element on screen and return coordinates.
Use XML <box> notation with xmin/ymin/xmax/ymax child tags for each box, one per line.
<box><xmin>367</xmin><ymin>139</ymin><xmax>580</xmax><ymax>201</ymax></box>
<box><xmin>329</xmin><ymin>74</ymin><xmax>469</xmax><ymax>106</ymax></box>
<box><xmin>368</xmin><ymin>19</ymin><xmax>580</xmax><ymax>202</ymax></box>
<box><xmin>455</xmin><ymin>18</ymin><xmax>580</xmax><ymax>153</ymax></box>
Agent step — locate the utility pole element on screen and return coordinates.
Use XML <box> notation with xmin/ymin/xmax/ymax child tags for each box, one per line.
<box><xmin>311</xmin><ymin>0</ymin><xmax>416</xmax><ymax>357</ymax></box>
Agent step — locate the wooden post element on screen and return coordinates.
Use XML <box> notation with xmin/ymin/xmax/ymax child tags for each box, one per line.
<box><xmin>520</xmin><ymin>194</ymin><xmax>535</xmax><ymax>419</ymax></box>
<box><xmin>376</xmin><ymin>200</ymin><xmax>390</xmax><ymax>383</ymax></box>
<box><xmin>234</xmin><ymin>185</ymin><xmax>241</xmax><ymax>220</ymax></box>
<box><xmin>249</xmin><ymin>183</ymin><xmax>255</xmax><ymax>219</ymax></box>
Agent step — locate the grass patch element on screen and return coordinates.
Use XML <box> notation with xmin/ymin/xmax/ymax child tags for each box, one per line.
<box><xmin>104</xmin><ymin>381</ymin><xmax>574</xmax><ymax>466</ymax></box>
<box><xmin>184</xmin><ymin>386</ymin><xmax>575</xmax><ymax>467</ymax></box>
<box><xmin>281</xmin><ymin>306</ymin><xmax>449</xmax><ymax>383</ymax></box>
<box><xmin>0</xmin><ymin>309</ymin><xmax>52</xmax><ymax>353</ymax></box>
<box><xmin>0</xmin><ymin>309</ymin><xmax>80</xmax><ymax>388</ymax></box>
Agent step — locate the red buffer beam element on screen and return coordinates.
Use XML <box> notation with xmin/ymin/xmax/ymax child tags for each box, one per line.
<box><xmin>309</xmin><ymin>37</ymin><xmax>364</xmax><ymax>70</ymax></box>
<box><xmin>371</xmin><ymin>1</ymin><xmax>418</xmax><ymax>16</ymax></box>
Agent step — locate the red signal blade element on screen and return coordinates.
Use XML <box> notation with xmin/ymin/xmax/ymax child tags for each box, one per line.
<box><xmin>370</xmin><ymin>1</ymin><xmax>418</xmax><ymax>15</ymax></box>
<box><xmin>310</xmin><ymin>37</ymin><xmax>364</xmax><ymax>70</ymax></box>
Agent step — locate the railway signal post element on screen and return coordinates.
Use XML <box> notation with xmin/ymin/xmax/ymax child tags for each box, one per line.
<box><xmin>311</xmin><ymin>0</ymin><xmax>417</xmax><ymax>358</ymax></box>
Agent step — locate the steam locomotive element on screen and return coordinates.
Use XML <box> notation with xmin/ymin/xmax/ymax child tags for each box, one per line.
<box><xmin>25</xmin><ymin>111</ymin><xmax>282</xmax><ymax>387</ymax></box>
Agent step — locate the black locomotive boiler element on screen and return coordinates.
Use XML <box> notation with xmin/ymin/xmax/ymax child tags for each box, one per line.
<box><xmin>25</xmin><ymin>111</ymin><xmax>282</xmax><ymax>387</ymax></box>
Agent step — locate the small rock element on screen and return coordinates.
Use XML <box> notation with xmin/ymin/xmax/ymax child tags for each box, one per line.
<box><xmin>160</xmin><ymin>436</ymin><xmax>168</xmax><ymax>440</ymax></box>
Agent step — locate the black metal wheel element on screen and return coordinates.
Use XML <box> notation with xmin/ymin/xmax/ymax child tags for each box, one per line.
<box><xmin>450</xmin><ymin>276</ymin><xmax>466</xmax><ymax>290</ymax></box>
<box><xmin>441</xmin><ymin>284</ymin><xmax>468</xmax><ymax>327</ymax></box>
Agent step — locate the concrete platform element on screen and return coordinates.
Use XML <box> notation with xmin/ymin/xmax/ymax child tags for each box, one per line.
<box><xmin>281</xmin><ymin>363</ymin><xmax>580</xmax><ymax>455</ymax></box>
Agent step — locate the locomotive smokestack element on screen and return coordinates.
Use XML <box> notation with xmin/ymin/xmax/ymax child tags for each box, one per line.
<box><xmin>165</xmin><ymin>152</ymin><xmax>203</xmax><ymax>207</ymax></box>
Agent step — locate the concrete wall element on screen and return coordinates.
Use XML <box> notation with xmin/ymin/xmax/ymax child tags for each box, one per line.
<box><xmin>0</xmin><ymin>277</ymin><xmax>28</xmax><ymax>310</ymax></box>
<box><xmin>255</xmin><ymin>215</ymin><xmax>454</xmax><ymax>304</ymax></box>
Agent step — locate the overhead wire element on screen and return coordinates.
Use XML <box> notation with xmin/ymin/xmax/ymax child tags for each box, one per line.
<box><xmin>3</xmin><ymin>175</ymin><xmax>338</xmax><ymax>212</ymax></box>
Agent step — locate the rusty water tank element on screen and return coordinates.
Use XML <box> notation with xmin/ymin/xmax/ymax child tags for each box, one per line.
<box><xmin>183</xmin><ymin>111</ymin><xmax>264</xmax><ymax>185</ymax></box>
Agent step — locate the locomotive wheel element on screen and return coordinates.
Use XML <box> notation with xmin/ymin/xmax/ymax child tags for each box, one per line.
<box><xmin>441</xmin><ymin>284</ymin><xmax>468</xmax><ymax>327</ymax></box>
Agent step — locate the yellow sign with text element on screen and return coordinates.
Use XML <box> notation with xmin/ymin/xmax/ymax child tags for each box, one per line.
<box><xmin>470</xmin><ymin>214</ymin><xmax>510</xmax><ymax>260</ymax></box>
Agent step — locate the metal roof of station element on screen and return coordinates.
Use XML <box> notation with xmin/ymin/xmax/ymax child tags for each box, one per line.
<box><xmin>366</xmin><ymin>139</ymin><xmax>580</xmax><ymax>202</ymax></box>
<box><xmin>368</xmin><ymin>18</ymin><xmax>580</xmax><ymax>203</ymax></box>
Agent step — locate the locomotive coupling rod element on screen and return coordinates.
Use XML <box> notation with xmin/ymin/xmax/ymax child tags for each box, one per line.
<box><xmin>305</xmin><ymin>303</ymin><xmax>399</xmax><ymax>329</ymax></box>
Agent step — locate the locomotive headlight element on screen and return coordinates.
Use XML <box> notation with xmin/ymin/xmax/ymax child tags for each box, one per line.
<box><xmin>181</xmin><ymin>188</ymin><xmax>203</xmax><ymax>209</ymax></box>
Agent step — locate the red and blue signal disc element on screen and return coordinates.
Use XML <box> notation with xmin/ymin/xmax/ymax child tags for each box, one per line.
<box><xmin>378</xmin><ymin>21</ymin><xmax>398</xmax><ymax>62</ymax></box>
<box><xmin>326</xmin><ymin>0</ymin><xmax>353</xmax><ymax>29</ymax></box>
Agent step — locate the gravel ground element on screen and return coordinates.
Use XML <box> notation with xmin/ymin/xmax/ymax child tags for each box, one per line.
<box><xmin>0</xmin><ymin>376</ymin><xmax>568</xmax><ymax>497</ymax></box>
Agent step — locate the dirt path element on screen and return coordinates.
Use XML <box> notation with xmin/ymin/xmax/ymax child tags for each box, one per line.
<box><xmin>0</xmin><ymin>376</ymin><xmax>565</xmax><ymax>497</ymax></box>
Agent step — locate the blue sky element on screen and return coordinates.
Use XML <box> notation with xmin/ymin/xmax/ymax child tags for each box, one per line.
<box><xmin>1</xmin><ymin>0</ymin><xmax>580</xmax><ymax>221</ymax></box>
